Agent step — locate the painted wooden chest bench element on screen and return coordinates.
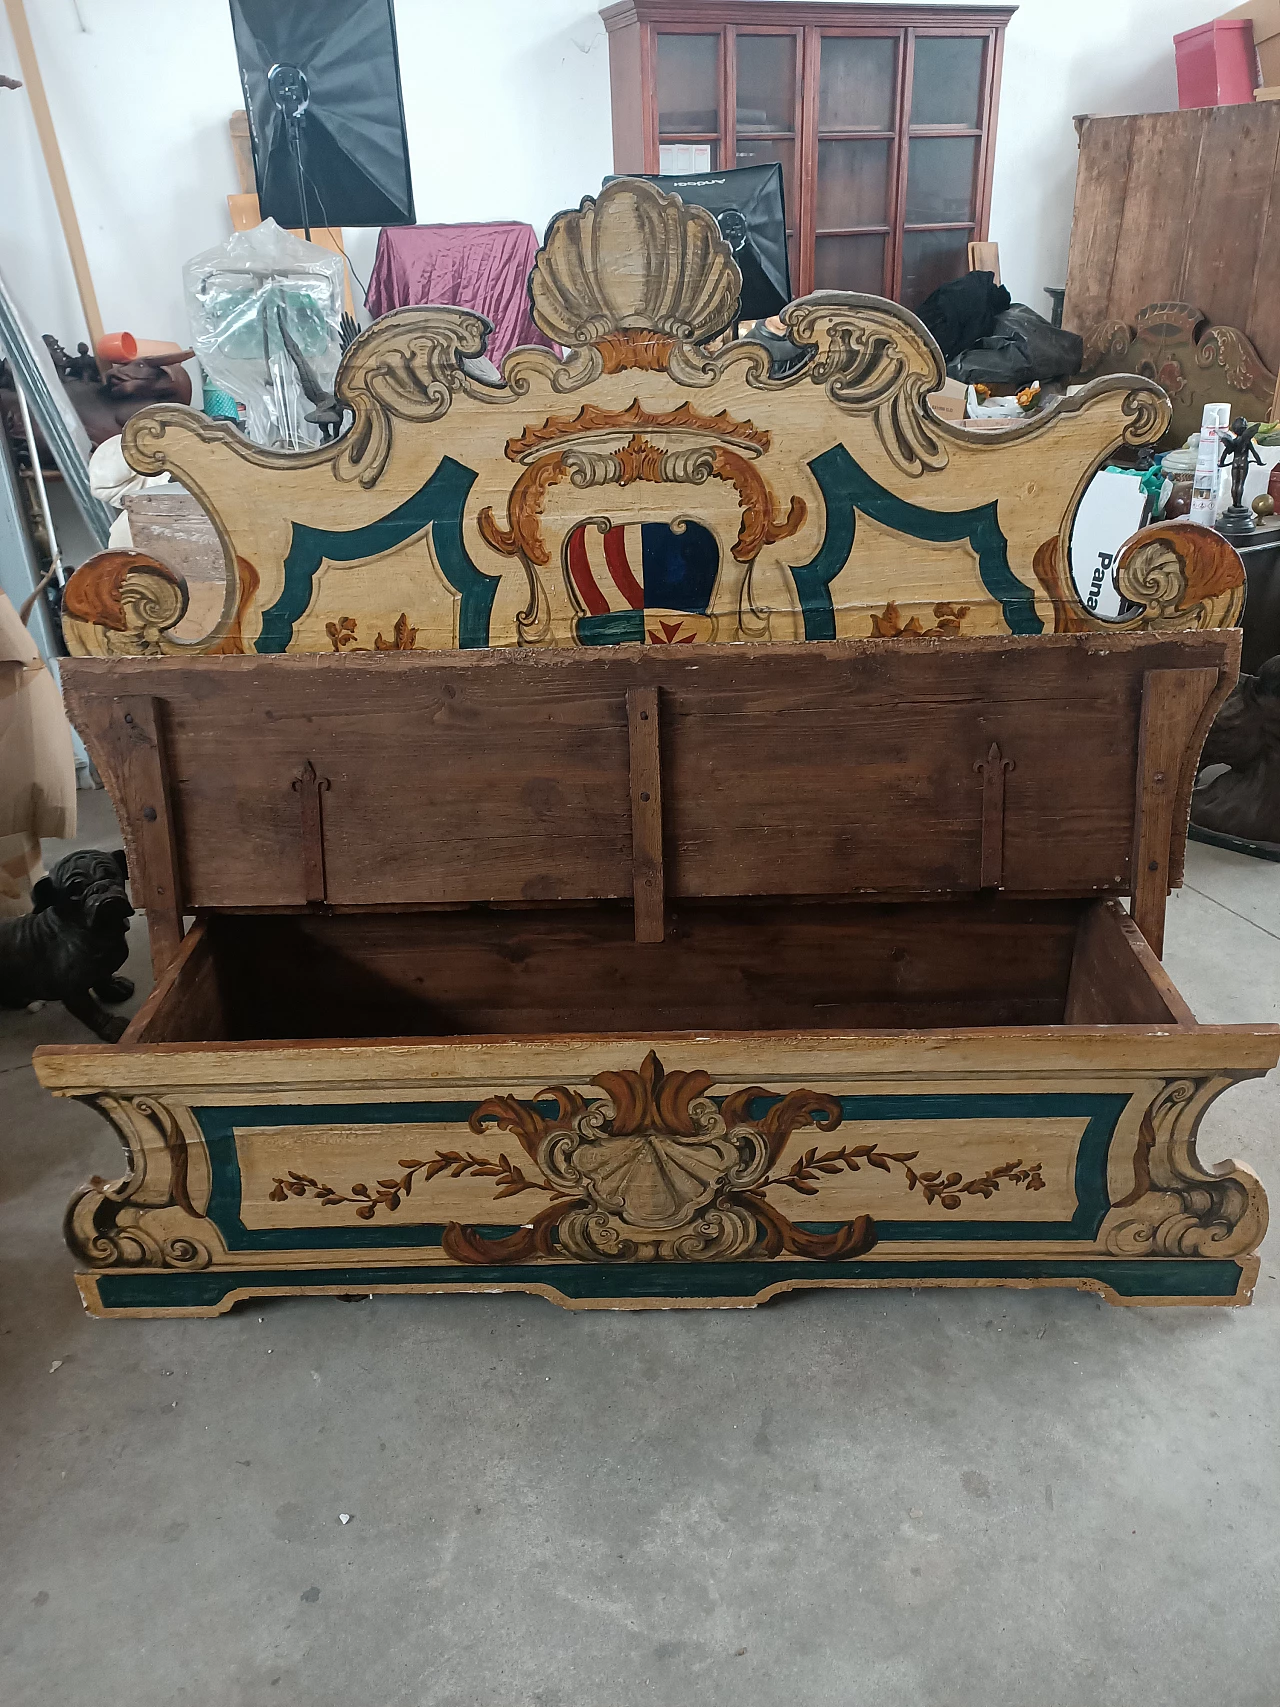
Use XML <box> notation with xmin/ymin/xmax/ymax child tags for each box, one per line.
<box><xmin>35</xmin><ymin>180</ymin><xmax>1277</xmax><ymax>1316</ymax></box>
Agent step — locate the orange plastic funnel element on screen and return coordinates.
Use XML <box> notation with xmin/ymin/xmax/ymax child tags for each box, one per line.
<box><xmin>96</xmin><ymin>332</ymin><xmax>138</xmax><ymax>363</ymax></box>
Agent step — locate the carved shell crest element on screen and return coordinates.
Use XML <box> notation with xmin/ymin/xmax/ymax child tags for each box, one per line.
<box><xmin>530</xmin><ymin>178</ymin><xmax>743</xmax><ymax>348</ymax></box>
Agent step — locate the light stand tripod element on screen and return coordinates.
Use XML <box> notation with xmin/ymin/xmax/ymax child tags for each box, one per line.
<box><xmin>267</xmin><ymin>61</ymin><xmax>312</xmax><ymax>240</ymax></box>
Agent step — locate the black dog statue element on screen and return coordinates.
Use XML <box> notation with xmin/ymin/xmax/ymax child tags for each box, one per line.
<box><xmin>0</xmin><ymin>849</ymin><xmax>135</xmax><ymax>1041</ymax></box>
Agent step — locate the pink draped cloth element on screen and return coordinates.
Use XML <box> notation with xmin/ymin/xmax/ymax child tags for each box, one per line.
<box><xmin>365</xmin><ymin>222</ymin><xmax>557</xmax><ymax>366</ymax></box>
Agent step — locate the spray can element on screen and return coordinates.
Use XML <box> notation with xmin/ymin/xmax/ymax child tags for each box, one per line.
<box><xmin>1188</xmin><ymin>403</ymin><xmax>1231</xmax><ymax>527</ymax></box>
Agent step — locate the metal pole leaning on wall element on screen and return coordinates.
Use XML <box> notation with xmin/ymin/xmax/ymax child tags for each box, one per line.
<box><xmin>2</xmin><ymin>0</ymin><xmax>105</xmax><ymax>354</ymax></box>
<box><xmin>0</xmin><ymin>269</ymin><xmax>113</xmax><ymax>548</ymax></box>
<box><xmin>0</xmin><ymin>411</ymin><xmax>60</xmax><ymax>660</ymax></box>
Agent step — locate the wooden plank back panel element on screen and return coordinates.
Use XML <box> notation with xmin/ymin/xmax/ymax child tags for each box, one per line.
<box><xmin>661</xmin><ymin>680</ymin><xmax>1136</xmax><ymax>898</ymax></box>
<box><xmin>62</xmin><ymin>633</ymin><xmax>1236</xmax><ymax>917</ymax></box>
<box><xmin>1063</xmin><ymin>106</ymin><xmax>1280</xmax><ymax>373</ymax></box>
<box><xmin>307</xmin><ymin>672</ymin><xmax>633</xmax><ymax>906</ymax></box>
<box><xmin>1061</xmin><ymin>113</ymin><xmax>1136</xmax><ymax>337</ymax></box>
<box><xmin>94</xmin><ymin>664</ymin><xmax>636</xmax><ymax>909</ymax></box>
<box><xmin>106</xmin><ymin>695</ymin><xmax>184</xmax><ymax>969</ymax></box>
<box><xmin>1180</xmin><ymin>107</ymin><xmax>1280</xmax><ymax>340</ymax></box>
<box><xmin>1106</xmin><ymin>114</ymin><xmax>1205</xmax><ymax>326</ymax></box>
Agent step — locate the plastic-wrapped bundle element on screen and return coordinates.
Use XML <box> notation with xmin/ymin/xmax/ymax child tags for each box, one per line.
<box><xmin>947</xmin><ymin>305</ymin><xmax>1084</xmax><ymax>389</ymax></box>
<box><xmin>182</xmin><ymin>220</ymin><xmax>344</xmax><ymax>450</ymax></box>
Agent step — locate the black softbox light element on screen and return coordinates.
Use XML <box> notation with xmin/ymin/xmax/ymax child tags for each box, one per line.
<box><xmin>624</xmin><ymin>163</ymin><xmax>791</xmax><ymax>322</ymax></box>
<box><xmin>229</xmin><ymin>0</ymin><xmax>415</xmax><ymax>230</ymax></box>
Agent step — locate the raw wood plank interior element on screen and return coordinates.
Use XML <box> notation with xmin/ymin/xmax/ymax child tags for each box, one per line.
<box><xmin>150</xmin><ymin>894</ymin><xmax>1189</xmax><ymax>1042</ymax></box>
<box><xmin>1064</xmin><ymin>901</ymin><xmax>1194</xmax><ymax>1028</ymax></box>
<box><xmin>124</xmin><ymin>920</ymin><xmax>228</xmax><ymax>1044</ymax></box>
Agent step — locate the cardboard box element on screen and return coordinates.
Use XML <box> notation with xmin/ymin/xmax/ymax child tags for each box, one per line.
<box><xmin>930</xmin><ymin>377</ymin><xmax>968</xmax><ymax>422</ymax></box>
<box><xmin>1220</xmin><ymin>0</ymin><xmax>1280</xmax><ymax>86</ymax></box>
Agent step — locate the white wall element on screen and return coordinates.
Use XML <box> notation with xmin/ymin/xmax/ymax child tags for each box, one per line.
<box><xmin>988</xmin><ymin>0</ymin><xmax>1227</xmax><ymax>307</ymax></box>
<box><xmin>0</xmin><ymin>0</ymin><xmax>1225</xmax><ymax>353</ymax></box>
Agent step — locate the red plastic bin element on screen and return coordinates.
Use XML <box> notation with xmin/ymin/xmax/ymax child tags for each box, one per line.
<box><xmin>1173</xmin><ymin>19</ymin><xmax>1258</xmax><ymax>108</ymax></box>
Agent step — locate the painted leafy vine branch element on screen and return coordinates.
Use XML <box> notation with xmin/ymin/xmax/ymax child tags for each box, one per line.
<box><xmin>267</xmin><ymin>1052</ymin><xmax>1046</xmax><ymax>1265</ymax></box>
<box><xmin>269</xmin><ymin>1151</ymin><xmax>571</xmax><ymax>1219</ymax></box>
<box><xmin>762</xmin><ymin>1144</ymin><xmax>1045</xmax><ymax>1207</ymax></box>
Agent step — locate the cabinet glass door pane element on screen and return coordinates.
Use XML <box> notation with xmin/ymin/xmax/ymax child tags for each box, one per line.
<box><xmin>814</xmin><ymin>234</ymin><xmax>886</xmax><ymax>294</ymax></box>
<box><xmin>735</xmin><ymin>136</ymin><xmax>795</xmax><ymax>225</ymax></box>
<box><xmin>901</xmin><ymin>229</ymin><xmax>971</xmax><ymax>307</ymax></box>
<box><xmin>657</xmin><ymin>34</ymin><xmax>720</xmax><ymax>135</ymax></box>
<box><xmin>904</xmin><ymin>137</ymin><xmax>977</xmax><ymax>224</ymax></box>
<box><xmin>816</xmin><ymin>139</ymin><xmax>891</xmax><ymax>230</ymax></box>
<box><xmin>910</xmin><ymin>37</ymin><xmax>984</xmax><ymax>128</ymax></box>
<box><xmin>736</xmin><ymin>35</ymin><xmax>795</xmax><ymax>134</ymax></box>
<box><xmin>818</xmin><ymin>37</ymin><xmax>897</xmax><ymax>132</ymax></box>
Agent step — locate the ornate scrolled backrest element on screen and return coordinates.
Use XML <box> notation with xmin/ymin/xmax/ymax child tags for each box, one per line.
<box><xmin>60</xmin><ymin>178</ymin><xmax>1242</xmax><ymax>659</ymax></box>
<box><xmin>1079</xmin><ymin>301</ymin><xmax>1278</xmax><ymax>450</ymax></box>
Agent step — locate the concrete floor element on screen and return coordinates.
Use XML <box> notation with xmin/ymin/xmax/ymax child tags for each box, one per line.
<box><xmin>2</xmin><ymin>788</ymin><xmax>1278</xmax><ymax>1707</ymax></box>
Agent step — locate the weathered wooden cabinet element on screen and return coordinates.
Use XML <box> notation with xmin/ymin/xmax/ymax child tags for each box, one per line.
<box><xmin>36</xmin><ymin>179</ymin><xmax>1276</xmax><ymax>1317</ymax></box>
<box><xmin>601</xmin><ymin>0</ymin><xmax>1012</xmax><ymax>304</ymax></box>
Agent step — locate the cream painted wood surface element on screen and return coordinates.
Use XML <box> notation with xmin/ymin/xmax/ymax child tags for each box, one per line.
<box><xmin>35</xmin><ymin>1017</ymin><xmax>1277</xmax><ymax>1314</ymax></box>
<box><xmin>35</xmin><ymin>1026</ymin><xmax>1280</xmax><ymax>1097</ymax></box>
<box><xmin>232</xmin><ymin>1114</ymin><xmax>1087</xmax><ymax>1231</ymax></box>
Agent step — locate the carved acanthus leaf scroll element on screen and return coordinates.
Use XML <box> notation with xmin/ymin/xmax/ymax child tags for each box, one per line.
<box><xmin>1099</xmin><ymin>1078</ymin><xmax>1267</xmax><ymax>1259</ymax></box>
<box><xmin>60</xmin><ymin>530</ymin><xmax>260</xmax><ymax>658</ymax></box>
<box><xmin>779</xmin><ymin>293</ymin><xmax>949</xmax><ymax>478</ymax></box>
<box><xmin>60</xmin><ymin>549</ymin><xmax>188</xmax><ymax>655</ymax></box>
<box><xmin>452</xmin><ymin>1051</ymin><xmax>855</xmax><ymax>1264</ymax></box>
<box><xmin>1032</xmin><ymin>521</ymin><xmax>1245</xmax><ymax>634</ymax></box>
<box><xmin>1117</xmin><ymin>384</ymin><xmax>1173</xmax><ymax>449</ymax></box>
<box><xmin>1080</xmin><ymin>319</ymin><xmax>1134</xmax><ymax>373</ymax></box>
<box><xmin>67</xmin><ymin>1095</ymin><xmax>212</xmax><ymax>1270</ymax></box>
<box><xmin>332</xmin><ymin>307</ymin><xmax>502</xmax><ymax>487</ymax></box>
<box><xmin>479</xmin><ymin>433</ymin><xmax>804</xmax><ymax>568</ymax></box>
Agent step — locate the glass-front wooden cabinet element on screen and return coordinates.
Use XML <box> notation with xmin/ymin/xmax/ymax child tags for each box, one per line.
<box><xmin>602</xmin><ymin>1</ymin><xmax>1013</xmax><ymax>308</ymax></box>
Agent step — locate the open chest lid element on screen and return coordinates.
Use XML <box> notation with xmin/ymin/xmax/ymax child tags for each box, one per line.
<box><xmin>62</xmin><ymin>629</ymin><xmax>1236</xmax><ymax>961</ymax></box>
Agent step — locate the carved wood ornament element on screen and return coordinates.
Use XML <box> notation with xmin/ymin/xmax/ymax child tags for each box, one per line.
<box><xmin>58</xmin><ymin>180</ymin><xmax>1244</xmax><ymax>660</ymax></box>
<box><xmin>1079</xmin><ymin>302</ymin><xmax>1278</xmax><ymax>450</ymax></box>
<box><xmin>264</xmin><ymin>1050</ymin><xmax>1048</xmax><ymax>1267</ymax></box>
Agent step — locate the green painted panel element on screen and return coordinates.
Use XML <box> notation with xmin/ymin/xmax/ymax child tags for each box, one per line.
<box><xmin>794</xmin><ymin>444</ymin><xmax>1041</xmax><ymax>639</ymax></box>
<box><xmin>195</xmin><ymin>1091</ymin><xmax>1128</xmax><ymax>1254</ymax></box>
<box><xmin>93</xmin><ymin>1257</ymin><xmax>1250</xmax><ymax>1313</ymax></box>
<box><xmin>258</xmin><ymin>456</ymin><xmax>497</xmax><ymax>653</ymax></box>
